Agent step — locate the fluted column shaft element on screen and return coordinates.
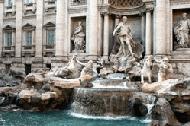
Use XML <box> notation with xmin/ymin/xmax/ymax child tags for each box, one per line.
<box><xmin>15</xmin><ymin>0</ymin><xmax>22</xmax><ymax>57</ymax></box>
<box><xmin>55</xmin><ymin>0</ymin><xmax>66</xmax><ymax>57</ymax></box>
<box><xmin>103</xmin><ymin>14</ymin><xmax>109</xmax><ymax>58</ymax></box>
<box><xmin>145</xmin><ymin>10</ymin><xmax>152</xmax><ymax>55</ymax></box>
<box><xmin>35</xmin><ymin>0</ymin><xmax>43</xmax><ymax>57</ymax></box>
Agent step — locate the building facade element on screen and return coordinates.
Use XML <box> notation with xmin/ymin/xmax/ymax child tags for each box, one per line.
<box><xmin>0</xmin><ymin>0</ymin><xmax>190</xmax><ymax>76</ymax></box>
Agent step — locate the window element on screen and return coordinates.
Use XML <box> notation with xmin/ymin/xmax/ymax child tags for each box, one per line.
<box><xmin>5</xmin><ymin>0</ymin><xmax>12</xmax><ymax>8</ymax></box>
<box><xmin>5</xmin><ymin>32</ymin><xmax>12</xmax><ymax>47</ymax></box>
<box><xmin>25</xmin><ymin>64</ymin><xmax>31</xmax><ymax>75</ymax></box>
<box><xmin>48</xmin><ymin>0</ymin><xmax>56</xmax><ymax>4</ymax></box>
<box><xmin>47</xmin><ymin>29</ymin><xmax>55</xmax><ymax>45</ymax></box>
<box><xmin>71</xmin><ymin>0</ymin><xmax>86</xmax><ymax>6</ymax></box>
<box><xmin>25</xmin><ymin>31</ymin><xmax>32</xmax><ymax>46</ymax></box>
<box><xmin>24</xmin><ymin>0</ymin><xmax>33</xmax><ymax>5</ymax></box>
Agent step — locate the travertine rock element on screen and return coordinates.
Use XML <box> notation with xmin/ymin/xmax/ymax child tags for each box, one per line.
<box><xmin>142</xmin><ymin>79</ymin><xmax>179</xmax><ymax>94</ymax></box>
<box><xmin>25</xmin><ymin>73</ymin><xmax>44</xmax><ymax>84</ymax></box>
<box><xmin>50</xmin><ymin>77</ymin><xmax>80</xmax><ymax>89</ymax></box>
<box><xmin>19</xmin><ymin>89</ymin><xmax>40</xmax><ymax>99</ymax></box>
<box><xmin>151</xmin><ymin>98</ymin><xmax>180</xmax><ymax>126</ymax></box>
<box><xmin>41</xmin><ymin>92</ymin><xmax>58</xmax><ymax>101</ymax></box>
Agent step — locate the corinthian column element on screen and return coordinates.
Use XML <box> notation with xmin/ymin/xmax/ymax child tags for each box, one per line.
<box><xmin>155</xmin><ymin>0</ymin><xmax>167</xmax><ymax>55</ymax></box>
<box><xmin>35</xmin><ymin>0</ymin><xmax>43</xmax><ymax>58</ymax></box>
<box><xmin>103</xmin><ymin>14</ymin><xmax>109</xmax><ymax>59</ymax></box>
<box><xmin>145</xmin><ymin>10</ymin><xmax>152</xmax><ymax>55</ymax></box>
<box><xmin>143</xmin><ymin>0</ymin><xmax>154</xmax><ymax>56</ymax></box>
<box><xmin>141</xmin><ymin>14</ymin><xmax>145</xmax><ymax>45</ymax></box>
<box><xmin>55</xmin><ymin>0</ymin><xmax>67</xmax><ymax>57</ymax></box>
<box><xmin>87</xmin><ymin>0</ymin><xmax>98</xmax><ymax>59</ymax></box>
<box><xmin>0</xmin><ymin>1</ymin><xmax>3</xmax><ymax>57</ymax></box>
<box><xmin>15</xmin><ymin>0</ymin><xmax>22</xmax><ymax>58</ymax></box>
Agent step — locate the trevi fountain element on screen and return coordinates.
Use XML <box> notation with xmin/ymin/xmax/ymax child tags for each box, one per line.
<box><xmin>1</xmin><ymin>0</ymin><xmax>190</xmax><ymax>126</ymax></box>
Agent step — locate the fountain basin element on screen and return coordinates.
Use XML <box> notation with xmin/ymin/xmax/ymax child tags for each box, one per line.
<box><xmin>71</xmin><ymin>88</ymin><xmax>156</xmax><ymax>117</ymax></box>
<box><xmin>92</xmin><ymin>78</ymin><xmax>141</xmax><ymax>89</ymax></box>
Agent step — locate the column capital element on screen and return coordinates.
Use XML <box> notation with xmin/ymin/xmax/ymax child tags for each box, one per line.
<box><xmin>139</xmin><ymin>12</ymin><xmax>146</xmax><ymax>16</ymax></box>
<box><xmin>115</xmin><ymin>15</ymin><xmax>122</xmax><ymax>19</ymax></box>
<box><xmin>100</xmin><ymin>12</ymin><xmax>110</xmax><ymax>16</ymax></box>
<box><xmin>142</xmin><ymin>0</ymin><xmax>154</xmax><ymax>12</ymax></box>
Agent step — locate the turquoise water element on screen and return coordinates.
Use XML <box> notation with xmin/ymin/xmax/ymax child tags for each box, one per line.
<box><xmin>0</xmin><ymin>111</ymin><xmax>148</xmax><ymax>126</ymax></box>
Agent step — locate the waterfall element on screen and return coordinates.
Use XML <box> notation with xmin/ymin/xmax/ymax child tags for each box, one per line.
<box><xmin>144</xmin><ymin>95</ymin><xmax>156</xmax><ymax>122</ymax></box>
<box><xmin>0</xmin><ymin>97</ymin><xmax>5</xmax><ymax>105</ymax></box>
<box><xmin>71</xmin><ymin>88</ymin><xmax>132</xmax><ymax>116</ymax></box>
<box><xmin>0</xmin><ymin>114</ymin><xmax>5</xmax><ymax>126</ymax></box>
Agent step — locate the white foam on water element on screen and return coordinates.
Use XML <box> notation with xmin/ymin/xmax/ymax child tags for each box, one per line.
<box><xmin>0</xmin><ymin>114</ymin><xmax>5</xmax><ymax>126</ymax></box>
<box><xmin>93</xmin><ymin>83</ymin><xmax>128</xmax><ymax>89</ymax></box>
<box><xmin>146</xmin><ymin>104</ymin><xmax>154</xmax><ymax>115</ymax></box>
<box><xmin>68</xmin><ymin>111</ymin><xmax>150</xmax><ymax>123</ymax></box>
<box><xmin>92</xmin><ymin>79</ymin><xmax>128</xmax><ymax>89</ymax></box>
<box><xmin>140</xmin><ymin>119</ymin><xmax>152</xmax><ymax>124</ymax></box>
<box><xmin>106</xmin><ymin>73</ymin><xmax>127</xmax><ymax>80</ymax></box>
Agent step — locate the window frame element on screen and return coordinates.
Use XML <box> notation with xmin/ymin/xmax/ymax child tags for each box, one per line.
<box><xmin>24</xmin><ymin>0</ymin><xmax>33</xmax><ymax>6</ymax></box>
<box><xmin>25</xmin><ymin>30</ymin><xmax>33</xmax><ymax>46</ymax></box>
<box><xmin>46</xmin><ymin>28</ymin><xmax>55</xmax><ymax>46</ymax></box>
<box><xmin>5</xmin><ymin>31</ymin><xmax>12</xmax><ymax>47</ymax></box>
<box><xmin>5</xmin><ymin>0</ymin><xmax>13</xmax><ymax>8</ymax></box>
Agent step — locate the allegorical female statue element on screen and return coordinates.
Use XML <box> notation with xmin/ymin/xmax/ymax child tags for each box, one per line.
<box><xmin>72</xmin><ymin>21</ymin><xmax>85</xmax><ymax>52</ymax></box>
<box><xmin>174</xmin><ymin>13</ymin><xmax>190</xmax><ymax>48</ymax></box>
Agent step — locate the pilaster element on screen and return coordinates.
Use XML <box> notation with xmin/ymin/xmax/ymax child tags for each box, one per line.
<box><xmin>55</xmin><ymin>0</ymin><xmax>67</xmax><ymax>58</ymax></box>
<box><xmin>15</xmin><ymin>0</ymin><xmax>23</xmax><ymax>58</ymax></box>
<box><xmin>142</xmin><ymin>0</ymin><xmax>154</xmax><ymax>56</ymax></box>
<box><xmin>87</xmin><ymin>0</ymin><xmax>98</xmax><ymax>59</ymax></box>
<box><xmin>103</xmin><ymin>13</ymin><xmax>109</xmax><ymax>60</ymax></box>
<box><xmin>35</xmin><ymin>0</ymin><xmax>44</xmax><ymax>58</ymax></box>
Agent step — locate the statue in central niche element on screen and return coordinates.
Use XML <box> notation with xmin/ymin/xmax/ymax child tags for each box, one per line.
<box><xmin>113</xmin><ymin>16</ymin><xmax>133</xmax><ymax>57</ymax></box>
<box><xmin>111</xmin><ymin>16</ymin><xmax>143</xmax><ymax>73</ymax></box>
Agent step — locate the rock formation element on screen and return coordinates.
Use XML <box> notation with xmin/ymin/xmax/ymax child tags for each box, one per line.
<box><xmin>150</xmin><ymin>98</ymin><xmax>180</xmax><ymax>126</ymax></box>
<box><xmin>16</xmin><ymin>55</ymin><xmax>94</xmax><ymax>111</ymax></box>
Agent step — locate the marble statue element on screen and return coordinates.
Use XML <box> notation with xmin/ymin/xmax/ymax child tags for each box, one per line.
<box><xmin>174</xmin><ymin>13</ymin><xmax>190</xmax><ymax>48</ymax></box>
<box><xmin>113</xmin><ymin>16</ymin><xmax>133</xmax><ymax>57</ymax></box>
<box><xmin>80</xmin><ymin>60</ymin><xmax>94</xmax><ymax>78</ymax></box>
<box><xmin>141</xmin><ymin>55</ymin><xmax>153</xmax><ymax>83</ymax></box>
<box><xmin>53</xmin><ymin>55</ymin><xmax>82</xmax><ymax>79</ymax></box>
<box><xmin>157</xmin><ymin>57</ymin><xmax>173</xmax><ymax>82</ymax></box>
<box><xmin>110</xmin><ymin>16</ymin><xmax>143</xmax><ymax>73</ymax></box>
<box><xmin>96</xmin><ymin>58</ymin><xmax>104</xmax><ymax>77</ymax></box>
<box><xmin>52</xmin><ymin>55</ymin><xmax>94</xmax><ymax>80</ymax></box>
<box><xmin>72</xmin><ymin>21</ymin><xmax>85</xmax><ymax>52</ymax></box>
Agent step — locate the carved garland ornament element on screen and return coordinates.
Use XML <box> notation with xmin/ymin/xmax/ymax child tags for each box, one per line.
<box><xmin>108</xmin><ymin>0</ymin><xmax>143</xmax><ymax>9</ymax></box>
